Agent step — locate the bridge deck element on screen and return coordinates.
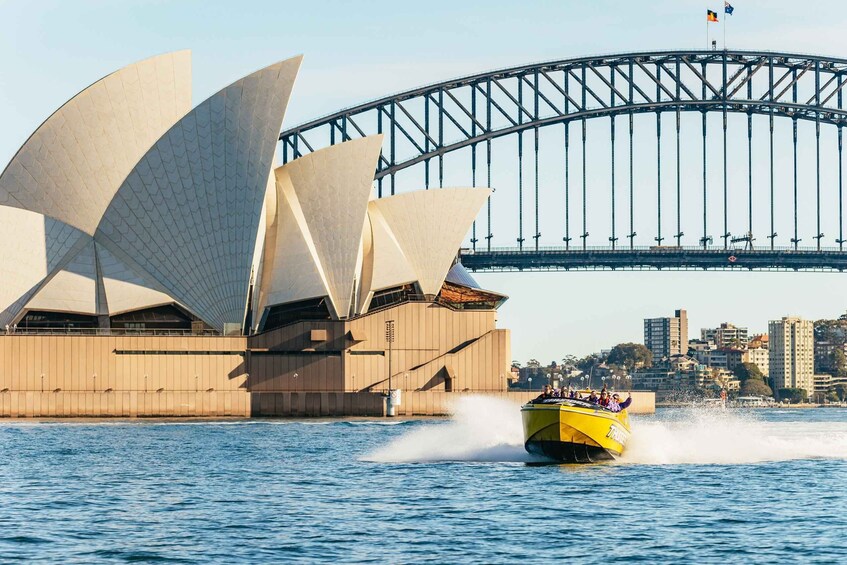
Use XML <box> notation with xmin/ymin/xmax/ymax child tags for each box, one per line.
<box><xmin>460</xmin><ymin>247</ymin><xmax>847</xmax><ymax>272</ymax></box>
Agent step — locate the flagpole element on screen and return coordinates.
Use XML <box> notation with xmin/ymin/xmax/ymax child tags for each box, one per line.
<box><xmin>723</xmin><ymin>7</ymin><xmax>727</xmax><ymax>50</ymax></box>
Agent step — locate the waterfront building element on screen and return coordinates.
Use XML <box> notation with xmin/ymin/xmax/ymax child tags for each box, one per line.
<box><xmin>631</xmin><ymin>355</ymin><xmax>710</xmax><ymax>392</ymax></box>
<box><xmin>814</xmin><ymin>340</ymin><xmax>847</xmax><ymax>370</ymax></box>
<box><xmin>707</xmin><ymin>348</ymin><xmax>745</xmax><ymax>372</ymax></box>
<box><xmin>644</xmin><ymin>309</ymin><xmax>688</xmax><ymax>364</ymax></box>
<box><xmin>830</xmin><ymin>374</ymin><xmax>847</xmax><ymax>392</ymax></box>
<box><xmin>769</xmin><ymin>317</ymin><xmax>814</xmax><ymax>396</ymax></box>
<box><xmin>687</xmin><ymin>339</ymin><xmax>715</xmax><ymax>366</ymax></box>
<box><xmin>748</xmin><ymin>334</ymin><xmax>768</xmax><ymax>349</ymax></box>
<box><xmin>668</xmin><ymin>354</ymin><xmax>698</xmax><ymax>372</ymax></box>
<box><xmin>701</xmin><ymin>323</ymin><xmax>749</xmax><ymax>348</ymax></box>
<box><xmin>631</xmin><ymin>367</ymin><xmax>675</xmax><ymax>391</ymax></box>
<box><xmin>0</xmin><ymin>52</ymin><xmax>512</xmax><ymax>416</ymax></box>
<box><xmin>813</xmin><ymin>374</ymin><xmax>833</xmax><ymax>403</ymax></box>
<box><xmin>705</xmin><ymin>367</ymin><xmax>739</xmax><ymax>391</ymax></box>
<box><xmin>743</xmin><ymin>346</ymin><xmax>770</xmax><ymax>376</ymax></box>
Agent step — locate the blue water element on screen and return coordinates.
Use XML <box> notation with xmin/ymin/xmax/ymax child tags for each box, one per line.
<box><xmin>1</xmin><ymin>397</ymin><xmax>846</xmax><ymax>564</ymax></box>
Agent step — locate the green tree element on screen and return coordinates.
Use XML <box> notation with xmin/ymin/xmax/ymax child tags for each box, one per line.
<box><xmin>834</xmin><ymin>383</ymin><xmax>847</xmax><ymax>401</ymax></box>
<box><xmin>826</xmin><ymin>391</ymin><xmax>839</xmax><ymax>403</ymax></box>
<box><xmin>607</xmin><ymin>343</ymin><xmax>653</xmax><ymax>370</ymax></box>
<box><xmin>576</xmin><ymin>354</ymin><xmax>600</xmax><ymax>374</ymax></box>
<box><xmin>560</xmin><ymin>355</ymin><xmax>578</xmax><ymax>377</ymax></box>
<box><xmin>833</xmin><ymin>349</ymin><xmax>847</xmax><ymax>379</ymax></box>
<box><xmin>740</xmin><ymin>378</ymin><xmax>773</xmax><ymax>397</ymax></box>
<box><xmin>733</xmin><ymin>362</ymin><xmax>764</xmax><ymax>381</ymax></box>
<box><xmin>778</xmin><ymin>387</ymin><xmax>808</xmax><ymax>404</ymax></box>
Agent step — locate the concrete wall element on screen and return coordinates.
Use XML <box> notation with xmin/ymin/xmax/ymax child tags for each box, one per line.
<box><xmin>0</xmin><ymin>334</ymin><xmax>249</xmax><ymax>417</ymax></box>
<box><xmin>0</xmin><ymin>391</ymin><xmax>249</xmax><ymax>417</ymax></box>
<box><xmin>0</xmin><ymin>334</ymin><xmax>247</xmax><ymax>392</ymax></box>
<box><xmin>244</xmin><ymin>302</ymin><xmax>509</xmax><ymax>394</ymax></box>
<box><xmin>249</xmin><ymin>390</ymin><xmax>655</xmax><ymax>417</ymax></box>
<box><xmin>0</xmin><ymin>302</ymin><xmax>523</xmax><ymax>417</ymax></box>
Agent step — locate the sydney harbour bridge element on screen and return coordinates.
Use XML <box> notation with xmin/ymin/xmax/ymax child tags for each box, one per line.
<box><xmin>280</xmin><ymin>50</ymin><xmax>847</xmax><ymax>272</ymax></box>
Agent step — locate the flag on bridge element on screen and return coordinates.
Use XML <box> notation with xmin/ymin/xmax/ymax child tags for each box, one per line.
<box><xmin>725</xmin><ymin>2</ymin><xmax>734</xmax><ymax>15</ymax></box>
<box><xmin>707</xmin><ymin>9</ymin><xmax>719</xmax><ymax>22</ymax></box>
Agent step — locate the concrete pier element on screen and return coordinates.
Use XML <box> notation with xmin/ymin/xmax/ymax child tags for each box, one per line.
<box><xmin>0</xmin><ymin>389</ymin><xmax>654</xmax><ymax>418</ymax></box>
<box><xmin>0</xmin><ymin>331</ymin><xmax>654</xmax><ymax>418</ymax></box>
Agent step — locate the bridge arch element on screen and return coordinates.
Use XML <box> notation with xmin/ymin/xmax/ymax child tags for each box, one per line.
<box><xmin>281</xmin><ymin>50</ymin><xmax>847</xmax><ymax>257</ymax></box>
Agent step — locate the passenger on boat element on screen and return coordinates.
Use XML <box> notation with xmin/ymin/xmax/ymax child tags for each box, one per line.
<box><xmin>568</xmin><ymin>388</ymin><xmax>580</xmax><ymax>400</ymax></box>
<box><xmin>533</xmin><ymin>385</ymin><xmax>553</xmax><ymax>402</ymax></box>
<box><xmin>608</xmin><ymin>393</ymin><xmax>632</xmax><ymax>412</ymax></box>
<box><xmin>598</xmin><ymin>391</ymin><xmax>610</xmax><ymax>407</ymax></box>
<box><xmin>586</xmin><ymin>390</ymin><xmax>599</xmax><ymax>403</ymax></box>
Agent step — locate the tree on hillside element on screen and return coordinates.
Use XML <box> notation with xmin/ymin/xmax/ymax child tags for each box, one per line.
<box><xmin>834</xmin><ymin>349</ymin><xmax>847</xmax><ymax>379</ymax></box>
<box><xmin>740</xmin><ymin>378</ymin><xmax>773</xmax><ymax>397</ymax></box>
<box><xmin>560</xmin><ymin>355</ymin><xmax>578</xmax><ymax>376</ymax></box>
<box><xmin>815</xmin><ymin>318</ymin><xmax>847</xmax><ymax>346</ymax></box>
<box><xmin>576</xmin><ymin>354</ymin><xmax>600</xmax><ymax>374</ymax></box>
<box><xmin>607</xmin><ymin>343</ymin><xmax>652</xmax><ymax>370</ymax></box>
<box><xmin>834</xmin><ymin>383</ymin><xmax>847</xmax><ymax>401</ymax></box>
<box><xmin>778</xmin><ymin>387</ymin><xmax>808</xmax><ymax>404</ymax></box>
<box><xmin>733</xmin><ymin>362</ymin><xmax>764</xmax><ymax>381</ymax></box>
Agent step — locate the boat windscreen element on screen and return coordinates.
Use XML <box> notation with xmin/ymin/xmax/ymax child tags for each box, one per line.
<box><xmin>535</xmin><ymin>398</ymin><xmax>614</xmax><ymax>412</ymax></box>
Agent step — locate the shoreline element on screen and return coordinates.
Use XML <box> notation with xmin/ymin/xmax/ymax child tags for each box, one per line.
<box><xmin>656</xmin><ymin>402</ymin><xmax>846</xmax><ymax>409</ymax></box>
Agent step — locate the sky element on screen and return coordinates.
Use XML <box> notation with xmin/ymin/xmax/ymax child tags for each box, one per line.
<box><xmin>1</xmin><ymin>0</ymin><xmax>847</xmax><ymax>362</ymax></box>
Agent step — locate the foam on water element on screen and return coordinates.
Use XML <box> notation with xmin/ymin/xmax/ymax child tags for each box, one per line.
<box><xmin>365</xmin><ymin>395</ymin><xmax>847</xmax><ymax>465</ymax></box>
<box><xmin>622</xmin><ymin>407</ymin><xmax>847</xmax><ymax>465</ymax></box>
<box><xmin>364</xmin><ymin>396</ymin><xmax>537</xmax><ymax>463</ymax></box>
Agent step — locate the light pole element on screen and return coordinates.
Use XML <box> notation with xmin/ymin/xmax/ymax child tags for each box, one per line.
<box><xmin>528</xmin><ymin>376</ymin><xmax>533</xmax><ymax>391</ymax></box>
<box><xmin>385</xmin><ymin>320</ymin><xmax>396</xmax><ymax>416</ymax></box>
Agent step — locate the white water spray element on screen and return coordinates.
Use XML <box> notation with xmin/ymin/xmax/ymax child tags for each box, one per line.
<box><xmin>364</xmin><ymin>396</ymin><xmax>536</xmax><ymax>463</ymax></box>
<box><xmin>365</xmin><ymin>395</ymin><xmax>847</xmax><ymax>465</ymax></box>
<box><xmin>622</xmin><ymin>407</ymin><xmax>847</xmax><ymax>465</ymax></box>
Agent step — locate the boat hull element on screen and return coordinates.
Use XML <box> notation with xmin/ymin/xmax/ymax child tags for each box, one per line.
<box><xmin>521</xmin><ymin>400</ymin><xmax>631</xmax><ymax>463</ymax></box>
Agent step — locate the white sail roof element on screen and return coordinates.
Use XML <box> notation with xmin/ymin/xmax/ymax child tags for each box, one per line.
<box><xmin>95</xmin><ymin>56</ymin><xmax>302</xmax><ymax>331</ymax></box>
<box><xmin>365</xmin><ymin>202</ymin><xmax>417</xmax><ymax>292</ymax></box>
<box><xmin>0</xmin><ymin>206</ymin><xmax>88</xmax><ymax>326</ymax></box>
<box><xmin>371</xmin><ymin>188</ymin><xmax>491</xmax><ymax>296</ymax></box>
<box><xmin>262</xmin><ymin>136</ymin><xmax>383</xmax><ymax>318</ymax></box>
<box><xmin>25</xmin><ymin>239</ymin><xmax>98</xmax><ymax>315</ymax></box>
<box><xmin>97</xmin><ymin>244</ymin><xmax>175</xmax><ymax>316</ymax></box>
<box><xmin>257</xmin><ymin>166</ymin><xmax>331</xmax><ymax>315</ymax></box>
<box><xmin>0</xmin><ymin>51</ymin><xmax>192</xmax><ymax>235</ymax></box>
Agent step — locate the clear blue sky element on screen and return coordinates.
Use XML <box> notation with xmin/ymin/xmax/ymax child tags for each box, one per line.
<box><xmin>2</xmin><ymin>0</ymin><xmax>846</xmax><ymax>361</ymax></box>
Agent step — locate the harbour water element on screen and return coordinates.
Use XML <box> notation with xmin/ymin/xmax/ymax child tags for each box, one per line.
<box><xmin>1</xmin><ymin>397</ymin><xmax>846</xmax><ymax>563</ymax></box>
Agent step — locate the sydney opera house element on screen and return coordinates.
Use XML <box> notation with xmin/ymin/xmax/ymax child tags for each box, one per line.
<box><xmin>0</xmin><ymin>52</ymin><xmax>511</xmax><ymax>417</ymax></box>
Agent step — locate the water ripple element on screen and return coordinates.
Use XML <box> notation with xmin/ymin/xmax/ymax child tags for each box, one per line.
<box><xmin>0</xmin><ymin>400</ymin><xmax>845</xmax><ymax>563</ymax></box>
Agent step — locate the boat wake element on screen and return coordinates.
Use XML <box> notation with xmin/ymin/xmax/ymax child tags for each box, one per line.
<box><xmin>364</xmin><ymin>396</ymin><xmax>538</xmax><ymax>463</ymax></box>
<box><xmin>621</xmin><ymin>408</ymin><xmax>847</xmax><ymax>465</ymax></box>
<box><xmin>364</xmin><ymin>395</ymin><xmax>847</xmax><ymax>465</ymax></box>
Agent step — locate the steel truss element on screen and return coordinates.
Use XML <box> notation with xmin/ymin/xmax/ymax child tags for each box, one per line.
<box><xmin>460</xmin><ymin>247</ymin><xmax>847</xmax><ymax>272</ymax></box>
<box><xmin>280</xmin><ymin>50</ymin><xmax>847</xmax><ymax>264</ymax></box>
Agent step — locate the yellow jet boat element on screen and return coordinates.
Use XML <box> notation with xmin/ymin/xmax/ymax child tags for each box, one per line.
<box><xmin>521</xmin><ymin>397</ymin><xmax>631</xmax><ymax>463</ymax></box>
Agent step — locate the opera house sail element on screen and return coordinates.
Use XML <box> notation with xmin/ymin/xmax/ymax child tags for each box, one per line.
<box><xmin>0</xmin><ymin>51</ymin><xmax>511</xmax><ymax>418</ymax></box>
